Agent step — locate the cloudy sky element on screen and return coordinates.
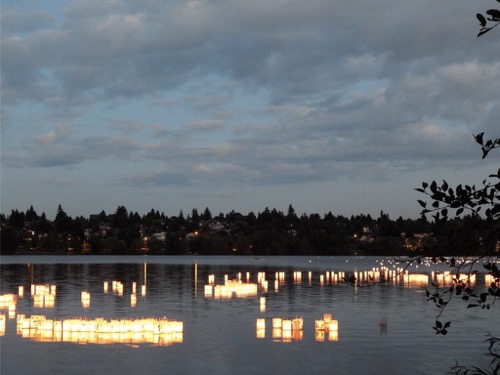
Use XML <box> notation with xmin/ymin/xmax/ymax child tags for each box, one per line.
<box><xmin>1</xmin><ymin>0</ymin><xmax>499</xmax><ymax>220</ymax></box>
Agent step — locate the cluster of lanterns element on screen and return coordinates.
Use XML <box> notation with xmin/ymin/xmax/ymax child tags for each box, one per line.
<box><xmin>16</xmin><ymin>314</ymin><xmax>183</xmax><ymax>346</ymax></box>
<box><xmin>255</xmin><ymin>314</ymin><xmax>339</xmax><ymax>342</ymax></box>
<box><xmin>315</xmin><ymin>313</ymin><xmax>339</xmax><ymax>342</ymax></box>
<box><xmin>31</xmin><ymin>284</ymin><xmax>57</xmax><ymax>308</ymax></box>
<box><xmin>0</xmin><ymin>293</ymin><xmax>17</xmax><ymax>319</ymax></box>
<box><xmin>431</xmin><ymin>271</ymin><xmax>477</xmax><ymax>286</ymax></box>
<box><xmin>204</xmin><ymin>279</ymin><xmax>258</xmax><ymax>299</ymax></box>
<box><xmin>256</xmin><ymin>317</ymin><xmax>304</xmax><ymax>342</ymax></box>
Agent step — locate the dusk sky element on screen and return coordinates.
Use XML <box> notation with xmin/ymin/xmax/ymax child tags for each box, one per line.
<box><xmin>1</xmin><ymin>0</ymin><xmax>499</xmax><ymax>220</ymax></box>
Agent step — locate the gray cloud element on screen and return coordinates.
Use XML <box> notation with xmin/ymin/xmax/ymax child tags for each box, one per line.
<box><xmin>2</xmin><ymin>0</ymin><xmax>498</xmax><ymax>218</ymax></box>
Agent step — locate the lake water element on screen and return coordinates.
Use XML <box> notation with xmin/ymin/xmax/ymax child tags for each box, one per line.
<box><xmin>1</xmin><ymin>255</ymin><xmax>498</xmax><ymax>375</ymax></box>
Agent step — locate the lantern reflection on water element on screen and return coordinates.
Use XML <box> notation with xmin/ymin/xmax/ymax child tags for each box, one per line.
<box><xmin>16</xmin><ymin>314</ymin><xmax>183</xmax><ymax>346</ymax></box>
<box><xmin>0</xmin><ymin>294</ymin><xmax>17</xmax><ymax>309</ymax></box>
<box><xmin>404</xmin><ymin>274</ymin><xmax>429</xmax><ymax>287</ymax></box>
<box><xmin>30</xmin><ymin>284</ymin><xmax>56</xmax><ymax>308</ymax></box>
<box><xmin>485</xmin><ymin>274</ymin><xmax>499</xmax><ymax>286</ymax></box>
<box><xmin>81</xmin><ymin>292</ymin><xmax>90</xmax><ymax>308</ymax></box>
<box><xmin>256</xmin><ymin>318</ymin><xmax>265</xmax><ymax>338</ymax></box>
<box><xmin>258</xmin><ymin>317</ymin><xmax>304</xmax><ymax>342</ymax></box>
<box><xmin>432</xmin><ymin>271</ymin><xmax>476</xmax><ymax>286</ymax></box>
<box><xmin>208</xmin><ymin>280</ymin><xmax>258</xmax><ymax>299</ymax></box>
<box><xmin>315</xmin><ymin>313</ymin><xmax>339</xmax><ymax>342</ymax></box>
<box><xmin>0</xmin><ymin>314</ymin><xmax>6</xmax><ymax>336</ymax></box>
<box><xmin>0</xmin><ymin>294</ymin><xmax>18</xmax><ymax>319</ymax></box>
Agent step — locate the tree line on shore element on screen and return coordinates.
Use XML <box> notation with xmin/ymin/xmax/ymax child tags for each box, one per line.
<box><xmin>0</xmin><ymin>204</ymin><xmax>497</xmax><ymax>256</ymax></box>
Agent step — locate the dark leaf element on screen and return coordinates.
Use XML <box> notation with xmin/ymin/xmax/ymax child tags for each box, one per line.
<box><xmin>486</xmin><ymin>9</ymin><xmax>500</xmax><ymax>20</ymax></box>
<box><xmin>476</xmin><ymin>13</ymin><xmax>487</xmax><ymax>27</ymax></box>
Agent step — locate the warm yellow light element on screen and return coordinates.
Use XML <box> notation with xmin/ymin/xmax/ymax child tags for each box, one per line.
<box><xmin>212</xmin><ymin>280</ymin><xmax>258</xmax><ymax>299</ymax></box>
<box><xmin>405</xmin><ymin>274</ymin><xmax>429</xmax><ymax>287</ymax></box>
<box><xmin>0</xmin><ymin>314</ymin><xmax>6</xmax><ymax>336</ymax></box>
<box><xmin>0</xmin><ymin>294</ymin><xmax>17</xmax><ymax>309</ymax></box>
<box><xmin>204</xmin><ymin>285</ymin><xmax>213</xmax><ymax>298</ymax></box>
<box><xmin>315</xmin><ymin>313</ymin><xmax>339</xmax><ymax>342</ymax></box>
<box><xmin>256</xmin><ymin>318</ymin><xmax>265</xmax><ymax>330</ymax></box>
<box><xmin>18</xmin><ymin>286</ymin><xmax>24</xmax><ymax>298</ymax></box>
<box><xmin>81</xmin><ymin>292</ymin><xmax>90</xmax><ymax>308</ymax></box>
<box><xmin>282</xmin><ymin>319</ymin><xmax>292</xmax><ymax>331</ymax></box>
<box><xmin>16</xmin><ymin>315</ymin><xmax>183</xmax><ymax>346</ymax></box>
<box><xmin>260</xmin><ymin>297</ymin><xmax>266</xmax><ymax>312</ymax></box>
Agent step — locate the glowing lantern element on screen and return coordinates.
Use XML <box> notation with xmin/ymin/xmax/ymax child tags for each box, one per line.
<box><xmin>8</xmin><ymin>303</ymin><xmax>16</xmax><ymax>319</ymax></box>
<box><xmin>328</xmin><ymin>330</ymin><xmax>339</xmax><ymax>342</ymax></box>
<box><xmin>292</xmin><ymin>318</ymin><xmax>303</xmax><ymax>330</ymax></box>
<box><xmin>103</xmin><ymin>281</ymin><xmax>109</xmax><ymax>293</ymax></box>
<box><xmin>282</xmin><ymin>319</ymin><xmax>292</xmax><ymax>331</ymax></box>
<box><xmin>256</xmin><ymin>318</ymin><xmax>266</xmax><ymax>338</ymax></box>
<box><xmin>260</xmin><ymin>297</ymin><xmax>266</xmax><ymax>312</ymax></box>
<box><xmin>131</xmin><ymin>293</ymin><xmax>137</xmax><ymax>307</ymax></box>
<box><xmin>204</xmin><ymin>285</ymin><xmax>213</xmax><ymax>298</ymax></box>
<box><xmin>315</xmin><ymin>320</ymin><xmax>325</xmax><ymax>330</ymax></box>
<box><xmin>81</xmin><ymin>292</ymin><xmax>90</xmax><ymax>308</ymax></box>
<box><xmin>0</xmin><ymin>314</ymin><xmax>5</xmax><ymax>336</ymax></box>
<box><xmin>18</xmin><ymin>286</ymin><xmax>24</xmax><ymax>298</ymax></box>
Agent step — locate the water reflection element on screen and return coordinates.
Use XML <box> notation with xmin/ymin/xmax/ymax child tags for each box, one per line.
<box><xmin>1</xmin><ymin>257</ymin><xmax>498</xmax><ymax>375</ymax></box>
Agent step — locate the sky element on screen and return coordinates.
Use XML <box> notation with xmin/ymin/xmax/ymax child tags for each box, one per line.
<box><xmin>1</xmin><ymin>0</ymin><xmax>499</xmax><ymax>221</ymax></box>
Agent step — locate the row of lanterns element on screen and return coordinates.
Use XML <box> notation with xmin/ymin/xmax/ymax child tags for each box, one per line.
<box><xmin>16</xmin><ymin>314</ymin><xmax>183</xmax><ymax>346</ymax></box>
<box><xmin>256</xmin><ymin>314</ymin><xmax>339</xmax><ymax>342</ymax></box>
<box><xmin>204</xmin><ymin>279</ymin><xmax>258</xmax><ymax>299</ymax></box>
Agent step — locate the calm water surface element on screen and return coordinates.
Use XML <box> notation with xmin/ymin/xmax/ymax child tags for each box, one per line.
<box><xmin>1</xmin><ymin>256</ymin><xmax>498</xmax><ymax>375</ymax></box>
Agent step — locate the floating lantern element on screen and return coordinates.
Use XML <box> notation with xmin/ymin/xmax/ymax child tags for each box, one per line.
<box><xmin>204</xmin><ymin>285</ymin><xmax>213</xmax><ymax>298</ymax></box>
<box><xmin>256</xmin><ymin>318</ymin><xmax>265</xmax><ymax>330</ymax></box>
<box><xmin>282</xmin><ymin>319</ymin><xmax>292</xmax><ymax>331</ymax></box>
<box><xmin>272</xmin><ymin>318</ymin><xmax>282</xmax><ymax>329</ymax></box>
<box><xmin>0</xmin><ymin>314</ymin><xmax>5</xmax><ymax>336</ymax></box>
<box><xmin>260</xmin><ymin>297</ymin><xmax>266</xmax><ymax>312</ymax></box>
<box><xmin>315</xmin><ymin>313</ymin><xmax>339</xmax><ymax>342</ymax></box>
<box><xmin>81</xmin><ymin>292</ymin><xmax>90</xmax><ymax>308</ymax></box>
<box><xmin>293</xmin><ymin>271</ymin><xmax>302</xmax><ymax>283</ymax></box>
<box><xmin>0</xmin><ymin>294</ymin><xmax>17</xmax><ymax>309</ymax></box>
